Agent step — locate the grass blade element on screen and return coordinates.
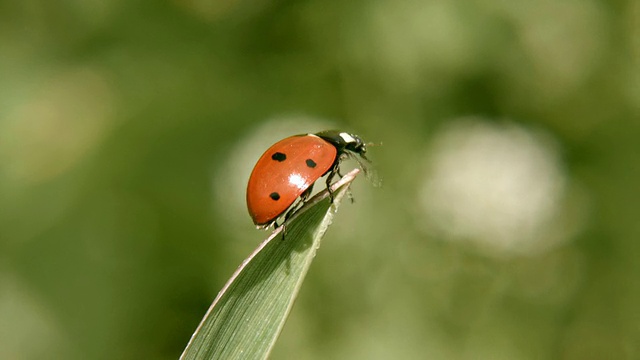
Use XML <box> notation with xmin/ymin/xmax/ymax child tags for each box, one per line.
<box><xmin>181</xmin><ymin>169</ymin><xmax>360</xmax><ymax>360</ymax></box>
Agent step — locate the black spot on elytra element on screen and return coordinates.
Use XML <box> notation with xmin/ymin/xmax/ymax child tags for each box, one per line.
<box><xmin>269</xmin><ymin>192</ymin><xmax>281</xmax><ymax>201</ymax></box>
<box><xmin>272</xmin><ymin>152</ymin><xmax>286</xmax><ymax>162</ymax></box>
<box><xmin>305</xmin><ymin>159</ymin><xmax>317</xmax><ymax>168</ymax></box>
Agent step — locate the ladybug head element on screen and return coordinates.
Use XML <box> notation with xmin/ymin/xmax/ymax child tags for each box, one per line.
<box><xmin>343</xmin><ymin>133</ymin><xmax>368</xmax><ymax>159</ymax></box>
<box><xmin>315</xmin><ymin>129</ymin><xmax>381</xmax><ymax>186</ymax></box>
<box><xmin>315</xmin><ymin>130</ymin><xmax>367</xmax><ymax>159</ymax></box>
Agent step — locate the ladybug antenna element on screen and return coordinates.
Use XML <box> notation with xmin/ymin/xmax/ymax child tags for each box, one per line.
<box><xmin>350</xmin><ymin>152</ymin><xmax>382</xmax><ymax>187</ymax></box>
<box><xmin>361</xmin><ymin>141</ymin><xmax>382</xmax><ymax>162</ymax></box>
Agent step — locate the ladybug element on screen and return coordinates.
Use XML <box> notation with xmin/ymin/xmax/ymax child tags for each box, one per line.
<box><xmin>246</xmin><ymin>130</ymin><xmax>370</xmax><ymax>228</ymax></box>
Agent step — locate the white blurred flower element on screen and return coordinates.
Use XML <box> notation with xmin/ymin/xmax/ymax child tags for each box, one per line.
<box><xmin>417</xmin><ymin>118</ymin><xmax>578</xmax><ymax>257</ymax></box>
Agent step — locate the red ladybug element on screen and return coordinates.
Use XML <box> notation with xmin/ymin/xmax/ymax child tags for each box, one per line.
<box><xmin>246</xmin><ymin>130</ymin><xmax>370</xmax><ymax>228</ymax></box>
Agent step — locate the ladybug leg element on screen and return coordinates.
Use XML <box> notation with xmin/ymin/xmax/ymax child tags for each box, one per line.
<box><xmin>271</xmin><ymin>219</ymin><xmax>286</xmax><ymax>240</ymax></box>
<box><xmin>274</xmin><ymin>218</ymin><xmax>289</xmax><ymax>240</ymax></box>
<box><xmin>284</xmin><ymin>183</ymin><xmax>314</xmax><ymax>221</ymax></box>
<box><xmin>279</xmin><ymin>184</ymin><xmax>315</xmax><ymax>241</ymax></box>
<box><xmin>299</xmin><ymin>183</ymin><xmax>314</xmax><ymax>203</ymax></box>
<box><xmin>325</xmin><ymin>162</ymin><xmax>341</xmax><ymax>202</ymax></box>
<box><xmin>326</xmin><ymin>172</ymin><xmax>335</xmax><ymax>202</ymax></box>
<box><xmin>326</xmin><ymin>160</ymin><xmax>356</xmax><ymax>203</ymax></box>
<box><xmin>337</xmin><ymin>165</ymin><xmax>356</xmax><ymax>203</ymax></box>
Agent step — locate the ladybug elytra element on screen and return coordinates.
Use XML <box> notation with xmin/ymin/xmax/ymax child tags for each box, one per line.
<box><xmin>246</xmin><ymin>130</ymin><xmax>370</xmax><ymax>228</ymax></box>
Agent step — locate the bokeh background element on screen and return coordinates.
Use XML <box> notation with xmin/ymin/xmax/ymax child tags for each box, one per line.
<box><xmin>1</xmin><ymin>0</ymin><xmax>639</xmax><ymax>359</ymax></box>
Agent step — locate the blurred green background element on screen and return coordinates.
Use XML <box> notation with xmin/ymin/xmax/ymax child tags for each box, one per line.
<box><xmin>1</xmin><ymin>0</ymin><xmax>639</xmax><ymax>359</ymax></box>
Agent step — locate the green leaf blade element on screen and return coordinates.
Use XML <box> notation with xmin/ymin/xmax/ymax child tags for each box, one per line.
<box><xmin>181</xmin><ymin>169</ymin><xmax>360</xmax><ymax>360</ymax></box>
